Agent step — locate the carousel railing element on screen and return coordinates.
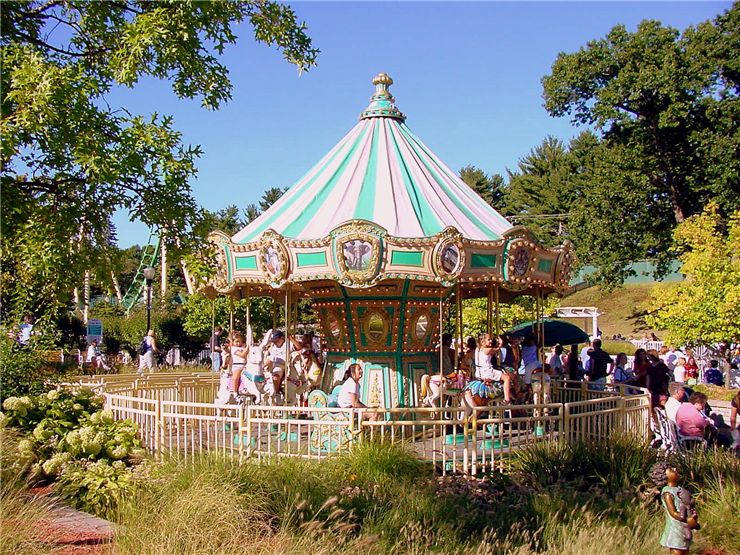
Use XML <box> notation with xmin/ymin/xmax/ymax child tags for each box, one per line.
<box><xmin>69</xmin><ymin>374</ymin><xmax>651</xmax><ymax>475</ymax></box>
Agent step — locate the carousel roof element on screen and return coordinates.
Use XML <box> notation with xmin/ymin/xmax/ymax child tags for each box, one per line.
<box><xmin>232</xmin><ymin>73</ymin><xmax>513</xmax><ymax>244</ymax></box>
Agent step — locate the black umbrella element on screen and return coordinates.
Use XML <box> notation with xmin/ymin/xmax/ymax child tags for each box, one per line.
<box><xmin>508</xmin><ymin>319</ymin><xmax>590</xmax><ymax>347</ymax></box>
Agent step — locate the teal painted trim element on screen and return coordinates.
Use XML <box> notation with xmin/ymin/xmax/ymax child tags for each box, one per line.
<box><xmin>224</xmin><ymin>244</ymin><xmax>233</xmax><ymax>283</ymax></box>
<box><xmin>283</xmin><ymin>127</ymin><xmax>371</xmax><ymax>238</ymax></box>
<box><xmin>397</xmin><ymin>123</ymin><xmax>499</xmax><ymax>240</ymax></box>
<box><xmin>390</xmin><ymin>250</ymin><xmax>424</xmax><ymax>266</ymax></box>
<box><xmin>471</xmin><ymin>253</ymin><xmax>497</xmax><ymax>268</ymax></box>
<box><xmin>388</xmin><ymin>123</ymin><xmax>442</xmax><ymax>235</ymax></box>
<box><xmin>239</xmin><ymin>128</ymin><xmax>367</xmax><ymax>243</ymax></box>
<box><xmin>235</xmin><ymin>255</ymin><xmax>257</xmax><ymax>270</ymax></box>
<box><xmin>296</xmin><ymin>251</ymin><xmax>327</xmax><ymax>267</ymax></box>
<box><xmin>537</xmin><ymin>259</ymin><xmax>553</xmax><ymax>273</ymax></box>
<box><xmin>353</xmin><ymin>120</ymin><xmax>380</xmax><ymax>220</ymax></box>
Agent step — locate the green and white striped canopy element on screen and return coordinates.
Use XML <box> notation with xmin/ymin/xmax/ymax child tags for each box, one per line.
<box><xmin>233</xmin><ymin>73</ymin><xmax>512</xmax><ymax>244</ymax></box>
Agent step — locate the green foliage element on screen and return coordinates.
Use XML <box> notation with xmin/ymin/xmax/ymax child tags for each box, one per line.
<box><xmin>0</xmin><ymin>333</ymin><xmax>66</xmax><ymax>400</ymax></box>
<box><xmin>0</xmin><ymin>1</ymin><xmax>317</xmax><ymax>322</ymax></box>
<box><xmin>647</xmin><ymin>204</ymin><xmax>740</xmax><ymax>346</ymax></box>
<box><xmin>1</xmin><ymin>388</ymin><xmax>145</xmax><ymax>517</ymax></box>
<box><xmin>182</xmin><ymin>293</ymin><xmax>277</xmax><ymax>342</ymax></box>
<box><xmin>511</xmin><ymin>435</ymin><xmax>657</xmax><ymax>496</ymax></box>
<box><xmin>504</xmin><ymin>136</ymin><xmax>575</xmax><ymax>246</ymax></box>
<box><xmin>541</xmin><ymin>7</ymin><xmax>739</xmax><ymax>286</ymax></box>
<box><xmin>462</xmin><ymin>296</ymin><xmax>561</xmax><ymax>338</ymax></box>
<box><xmin>459</xmin><ymin>165</ymin><xmax>506</xmax><ymax>210</ymax></box>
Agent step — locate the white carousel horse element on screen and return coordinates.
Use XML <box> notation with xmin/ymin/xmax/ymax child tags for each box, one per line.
<box><xmin>238</xmin><ymin>329</ymin><xmax>275</xmax><ymax>405</ymax></box>
<box><xmin>421</xmin><ymin>372</ymin><xmax>466</xmax><ymax>408</ymax></box>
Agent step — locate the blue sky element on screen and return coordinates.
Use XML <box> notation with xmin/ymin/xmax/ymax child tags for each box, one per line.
<box><xmin>111</xmin><ymin>1</ymin><xmax>732</xmax><ymax>247</ymax></box>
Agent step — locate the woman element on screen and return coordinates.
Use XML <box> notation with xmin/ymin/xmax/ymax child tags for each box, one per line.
<box><xmin>565</xmin><ymin>344</ymin><xmax>580</xmax><ymax>381</ymax></box>
<box><xmin>458</xmin><ymin>336</ymin><xmax>477</xmax><ymax>381</ymax></box>
<box><xmin>673</xmin><ymin>357</ymin><xmax>687</xmax><ymax>384</ymax></box>
<box><xmin>684</xmin><ymin>356</ymin><xmax>699</xmax><ymax>385</ymax></box>
<box><xmin>548</xmin><ymin>344</ymin><xmax>564</xmax><ymax>378</ymax></box>
<box><xmin>631</xmin><ymin>348</ymin><xmax>651</xmax><ymax>387</ymax></box>
<box><xmin>646</xmin><ymin>350</ymin><xmax>672</xmax><ymax>408</ymax></box>
<box><xmin>612</xmin><ymin>353</ymin><xmax>633</xmax><ymax>384</ymax></box>
<box><xmin>138</xmin><ymin>330</ymin><xmax>159</xmax><ymax>373</ymax></box>
<box><xmin>730</xmin><ymin>390</ymin><xmax>740</xmax><ymax>452</ymax></box>
<box><xmin>337</xmin><ymin>363</ymin><xmax>378</xmax><ymax>420</ymax></box>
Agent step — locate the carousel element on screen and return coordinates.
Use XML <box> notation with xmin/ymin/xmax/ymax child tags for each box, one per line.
<box><xmin>205</xmin><ymin>73</ymin><xmax>574</xmax><ymax>408</ymax></box>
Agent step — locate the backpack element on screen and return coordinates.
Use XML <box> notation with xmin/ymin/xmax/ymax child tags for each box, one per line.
<box><xmin>139</xmin><ymin>339</ymin><xmax>148</xmax><ymax>356</ymax></box>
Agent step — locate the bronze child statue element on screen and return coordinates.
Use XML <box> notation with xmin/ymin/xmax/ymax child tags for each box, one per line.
<box><xmin>651</xmin><ymin>462</ymin><xmax>700</xmax><ymax>554</ymax></box>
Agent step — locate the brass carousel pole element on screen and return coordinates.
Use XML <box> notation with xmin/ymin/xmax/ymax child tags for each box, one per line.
<box><xmin>284</xmin><ymin>287</ymin><xmax>291</xmax><ymax>361</ymax></box>
<box><xmin>486</xmin><ymin>283</ymin><xmax>493</xmax><ymax>336</ymax></box>
<box><xmin>245</xmin><ymin>285</ymin><xmax>251</xmax><ymax>338</ymax></box>
<box><xmin>438</xmin><ymin>288</ymin><xmax>444</xmax><ymax>382</ymax></box>
<box><xmin>455</xmin><ymin>282</ymin><xmax>462</xmax><ymax>370</ymax></box>
<box><xmin>494</xmin><ymin>285</ymin><xmax>500</xmax><ymax>335</ymax></box>
<box><xmin>229</xmin><ymin>296</ymin><xmax>234</xmax><ymax>337</ymax></box>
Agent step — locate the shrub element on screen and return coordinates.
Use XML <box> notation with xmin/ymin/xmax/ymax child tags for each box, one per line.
<box><xmin>0</xmin><ymin>334</ymin><xmax>56</xmax><ymax>400</ymax></box>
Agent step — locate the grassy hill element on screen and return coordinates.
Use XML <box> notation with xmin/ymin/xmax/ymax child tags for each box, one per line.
<box><xmin>559</xmin><ymin>283</ymin><xmax>664</xmax><ymax>339</ymax></box>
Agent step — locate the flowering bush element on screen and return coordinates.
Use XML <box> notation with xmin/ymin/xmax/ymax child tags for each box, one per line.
<box><xmin>2</xmin><ymin>388</ymin><xmax>146</xmax><ymax>516</ymax></box>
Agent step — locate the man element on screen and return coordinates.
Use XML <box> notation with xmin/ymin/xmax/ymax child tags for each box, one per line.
<box><xmin>285</xmin><ymin>339</ymin><xmax>314</xmax><ymax>406</ymax></box>
<box><xmin>210</xmin><ymin>326</ymin><xmax>223</xmax><ymax>373</ymax></box>
<box><xmin>586</xmin><ymin>338</ymin><xmax>613</xmax><ymax>390</ymax></box>
<box><xmin>665</xmin><ymin>382</ymin><xmax>686</xmax><ymax>422</ymax></box>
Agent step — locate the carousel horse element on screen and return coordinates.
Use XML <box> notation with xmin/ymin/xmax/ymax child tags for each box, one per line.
<box><xmin>238</xmin><ymin>329</ymin><xmax>275</xmax><ymax>405</ymax></box>
<box><xmin>462</xmin><ymin>379</ymin><xmax>505</xmax><ymax>418</ymax></box>
<box><xmin>420</xmin><ymin>372</ymin><xmax>465</xmax><ymax>407</ymax></box>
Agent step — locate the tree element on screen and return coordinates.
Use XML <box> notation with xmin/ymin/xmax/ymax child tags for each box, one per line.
<box><xmin>504</xmin><ymin>137</ymin><xmax>576</xmax><ymax>246</ymax></box>
<box><xmin>646</xmin><ymin>204</ymin><xmax>740</xmax><ymax>347</ymax></box>
<box><xmin>462</xmin><ymin>296</ymin><xmax>561</xmax><ymax>340</ymax></box>
<box><xmin>258</xmin><ymin>186</ymin><xmax>287</xmax><ymax>213</ymax></box>
<box><xmin>0</xmin><ymin>1</ymin><xmax>317</xmax><ymax>325</ymax></box>
<box><xmin>542</xmin><ymin>7</ymin><xmax>739</xmax><ymax>284</ymax></box>
<box><xmin>459</xmin><ymin>166</ymin><xmax>506</xmax><ymax>210</ymax></box>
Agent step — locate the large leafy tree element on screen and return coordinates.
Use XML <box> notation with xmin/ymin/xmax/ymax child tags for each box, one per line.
<box><xmin>0</xmin><ymin>1</ymin><xmax>317</xmax><ymax>325</ymax></box>
<box><xmin>542</xmin><ymin>6</ymin><xmax>739</xmax><ymax>285</ymax></box>
<box><xmin>646</xmin><ymin>204</ymin><xmax>740</xmax><ymax>346</ymax></box>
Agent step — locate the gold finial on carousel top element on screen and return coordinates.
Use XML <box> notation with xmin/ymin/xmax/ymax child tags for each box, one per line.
<box><xmin>360</xmin><ymin>72</ymin><xmax>405</xmax><ymax>122</ymax></box>
<box><xmin>373</xmin><ymin>72</ymin><xmax>393</xmax><ymax>87</ymax></box>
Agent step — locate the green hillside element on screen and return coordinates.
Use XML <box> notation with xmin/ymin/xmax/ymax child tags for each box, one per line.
<box><xmin>559</xmin><ymin>283</ymin><xmax>666</xmax><ymax>339</ymax></box>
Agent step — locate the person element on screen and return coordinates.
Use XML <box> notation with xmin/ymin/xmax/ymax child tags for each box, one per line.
<box><xmin>664</xmin><ymin>346</ymin><xmax>685</xmax><ymax>372</ymax></box>
<box><xmin>645</xmin><ymin>350</ymin><xmax>671</xmax><ymax>407</ymax></box>
<box><xmin>17</xmin><ymin>314</ymin><xmax>34</xmax><ymax>346</ymax></box>
<box><xmin>547</xmin><ymin>344</ymin><xmax>564</xmax><ymax>378</ymax></box>
<box><xmin>684</xmin><ymin>356</ymin><xmax>699</xmax><ymax>385</ymax></box>
<box><xmin>730</xmin><ymin>390</ymin><xmax>740</xmax><ymax>452</ymax></box>
<box><xmin>463</xmin><ymin>333</ymin><xmax>512</xmax><ymax>406</ymax></box>
<box><xmin>214</xmin><ymin>340</ymin><xmax>236</xmax><ymax>406</ymax></box>
<box><xmin>285</xmin><ymin>340</ymin><xmax>313</xmax><ymax>406</ymax></box>
<box><xmin>612</xmin><ymin>353</ymin><xmax>633</xmax><ymax>384</ymax></box>
<box><xmin>703</xmin><ymin>360</ymin><xmax>724</xmax><ymax>386</ymax></box>
<box><xmin>585</xmin><ymin>338</ymin><xmax>613</xmax><ymax>390</ymax></box>
<box><xmin>672</xmin><ymin>357</ymin><xmax>687</xmax><ymax>384</ymax></box>
<box><xmin>336</xmin><ymin>363</ymin><xmax>378</xmax><ymax>420</ymax></box>
<box><xmin>264</xmin><ymin>330</ymin><xmax>303</xmax><ymax>402</ymax></box>
<box><xmin>521</xmin><ymin>333</ymin><xmax>543</xmax><ymax>387</ymax></box>
<box><xmin>138</xmin><ymin>330</ymin><xmax>158</xmax><ymax>373</ymax></box>
<box><xmin>579</xmin><ymin>340</ymin><xmax>593</xmax><ymax>370</ymax></box>
<box><xmin>86</xmin><ymin>341</ymin><xmax>98</xmax><ymax>364</ymax></box>
<box><xmin>210</xmin><ymin>326</ymin><xmax>223</xmax><ymax>373</ymax></box>
<box><xmin>497</xmin><ymin>334</ymin><xmax>517</xmax><ymax>371</ymax></box>
<box><xmin>632</xmin><ymin>348</ymin><xmax>651</xmax><ymax>387</ymax></box>
<box><xmin>675</xmin><ymin>392</ymin><xmax>713</xmax><ymax>440</ymax></box>
<box><xmin>665</xmin><ymin>382</ymin><xmax>686</xmax><ymax>422</ymax></box>
<box><xmin>229</xmin><ymin>333</ymin><xmax>249</xmax><ymax>395</ymax></box>
<box><xmin>440</xmin><ymin>333</ymin><xmax>455</xmax><ymax>376</ymax></box>
<box><xmin>458</xmin><ymin>336</ymin><xmax>477</xmax><ymax>381</ymax></box>
<box><xmin>565</xmin><ymin>344</ymin><xmax>581</xmax><ymax>381</ymax></box>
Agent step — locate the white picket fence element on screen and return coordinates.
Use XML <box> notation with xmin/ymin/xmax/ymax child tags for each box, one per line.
<box><xmin>66</xmin><ymin>374</ymin><xmax>651</xmax><ymax>475</ymax></box>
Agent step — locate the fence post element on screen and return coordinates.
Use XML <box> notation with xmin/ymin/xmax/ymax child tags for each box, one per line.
<box><xmin>562</xmin><ymin>402</ymin><xmax>570</xmax><ymax>443</ymax></box>
<box><xmin>238</xmin><ymin>404</ymin><xmax>245</xmax><ymax>462</ymax></box>
<box><xmin>617</xmin><ymin>396</ymin><xmax>625</xmax><ymax>438</ymax></box>
<box><xmin>154</xmin><ymin>395</ymin><xmax>162</xmax><ymax>457</ymax></box>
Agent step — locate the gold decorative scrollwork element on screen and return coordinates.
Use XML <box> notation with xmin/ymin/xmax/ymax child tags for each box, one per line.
<box><xmin>432</xmin><ymin>227</ymin><xmax>465</xmax><ymax>281</ymax></box>
<box><xmin>333</xmin><ymin>221</ymin><xmax>384</xmax><ymax>287</ymax></box>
